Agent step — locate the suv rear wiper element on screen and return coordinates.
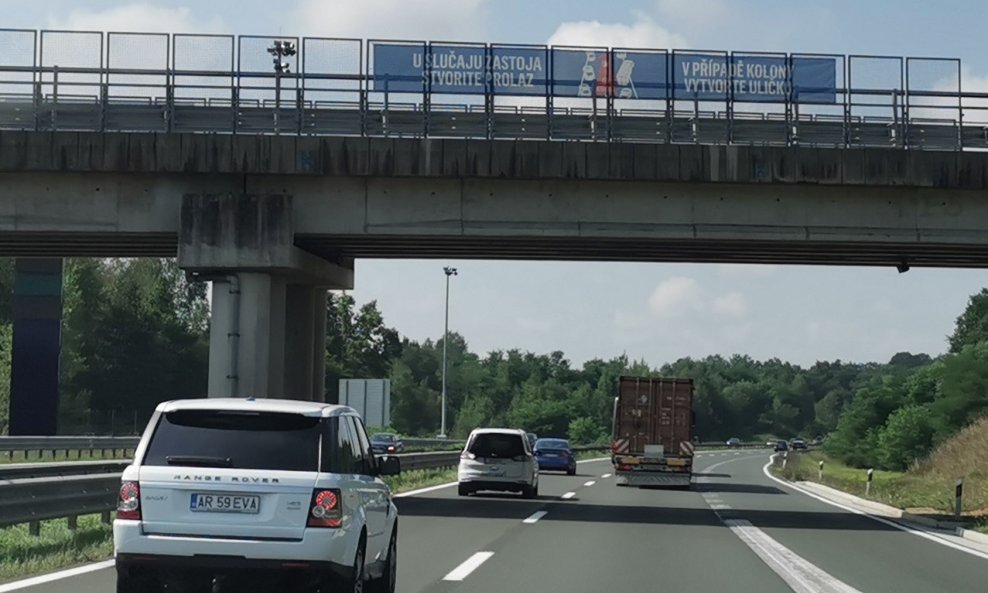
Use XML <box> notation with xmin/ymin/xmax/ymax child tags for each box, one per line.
<box><xmin>165</xmin><ymin>455</ymin><xmax>233</xmax><ymax>468</ymax></box>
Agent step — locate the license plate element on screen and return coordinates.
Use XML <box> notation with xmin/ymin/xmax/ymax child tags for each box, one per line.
<box><xmin>190</xmin><ymin>493</ymin><xmax>260</xmax><ymax>514</ymax></box>
<box><xmin>543</xmin><ymin>453</ymin><xmax>558</xmax><ymax>458</ymax></box>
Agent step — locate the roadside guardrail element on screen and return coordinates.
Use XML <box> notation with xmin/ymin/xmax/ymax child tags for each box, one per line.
<box><xmin>0</xmin><ymin>445</ymin><xmax>610</xmax><ymax>533</ymax></box>
<box><xmin>0</xmin><ymin>436</ymin><xmax>466</xmax><ymax>460</ymax></box>
<box><xmin>0</xmin><ymin>436</ymin><xmax>140</xmax><ymax>460</ymax></box>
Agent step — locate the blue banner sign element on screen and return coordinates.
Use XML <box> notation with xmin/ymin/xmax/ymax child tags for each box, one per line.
<box><xmin>672</xmin><ymin>54</ymin><xmax>836</xmax><ymax>102</ymax></box>
<box><xmin>551</xmin><ymin>49</ymin><xmax>667</xmax><ymax>99</ymax></box>
<box><xmin>372</xmin><ymin>43</ymin><xmax>837</xmax><ymax>103</ymax></box>
<box><xmin>372</xmin><ymin>44</ymin><xmax>547</xmax><ymax>95</ymax></box>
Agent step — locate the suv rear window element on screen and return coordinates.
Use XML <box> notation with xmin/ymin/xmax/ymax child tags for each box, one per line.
<box><xmin>143</xmin><ymin>410</ymin><xmax>321</xmax><ymax>472</ymax></box>
<box><xmin>468</xmin><ymin>433</ymin><xmax>527</xmax><ymax>459</ymax></box>
<box><xmin>535</xmin><ymin>439</ymin><xmax>569</xmax><ymax>450</ymax></box>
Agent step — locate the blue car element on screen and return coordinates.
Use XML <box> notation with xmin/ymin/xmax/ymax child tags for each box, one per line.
<box><xmin>534</xmin><ymin>438</ymin><xmax>577</xmax><ymax>475</ymax></box>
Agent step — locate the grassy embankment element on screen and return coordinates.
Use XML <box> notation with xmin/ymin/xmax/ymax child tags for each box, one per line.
<box><xmin>776</xmin><ymin>416</ymin><xmax>988</xmax><ymax>534</ymax></box>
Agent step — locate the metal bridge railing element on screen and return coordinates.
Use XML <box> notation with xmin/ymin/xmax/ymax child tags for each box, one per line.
<box><xmin>0</xmin><ymin>31</ymin><xmax>984</xmax><ymax>151</ymax></box>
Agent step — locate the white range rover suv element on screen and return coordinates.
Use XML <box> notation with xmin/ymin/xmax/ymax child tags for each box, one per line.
<box><xmin>114</xmin><ymin>398</ymin><xmax>400</xmax><ymax>593</ymax></box>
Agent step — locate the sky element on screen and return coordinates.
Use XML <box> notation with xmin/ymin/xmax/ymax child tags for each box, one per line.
<box><xmin>7</xmin><ymin>0</ymin><xmax>988</xmax><ymax>367</ymax></box>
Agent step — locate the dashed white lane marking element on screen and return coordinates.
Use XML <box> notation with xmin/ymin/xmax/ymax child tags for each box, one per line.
<box><xmin>583</xmin><ymin>480</ymin><xmax>596</xmax><ymax>487</ymax></box>
<box><xmin>0</xmin><ymin>560</ymin><xmax>116</xmax><ymax>592</ymax></box>
<box><xmin>601</xmin><ymin>473</ymin><xmax>612</xmax><ymax>478</ymax></box>
<box><xmin>561</xmin><ymin>491</ymin><xmax>576</xmax><ymax>499</ymax></box>
<box><xmin>523</xmin><ymin>510</ymin><xmax>548</xmax><ymax>524</ymax></box>
<box><xmin>710</xmin><ymin>503</ymin><xmax>732</xmax><ymax>510</ymax></box>
<box><xmin>725</xmin><ymin>519</ymin><xmax>865</xmax><ymax>593</ymax></box>
<box><xmin>443</xmin><ymin>552</ymin><xmax>495</xmax><ymax>581</ymax></box>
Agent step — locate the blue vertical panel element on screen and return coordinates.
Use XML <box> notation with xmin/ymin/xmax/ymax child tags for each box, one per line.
<box><xmin>8</xmin><ymin>258</ymin><xmax>63</xmax><ymax>435</ymax></box>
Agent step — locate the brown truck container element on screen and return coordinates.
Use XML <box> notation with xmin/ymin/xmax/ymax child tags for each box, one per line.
<box><xmin>611</xmin><ymin>376</ymin><xmax>695</xmax><ymax>487</ymax></box>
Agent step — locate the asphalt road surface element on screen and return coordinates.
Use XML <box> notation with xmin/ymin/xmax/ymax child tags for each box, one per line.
<box><xmin>6</xmin><ymin>452</ymin><xmax>988</xmax><ymax>593</ymax></box>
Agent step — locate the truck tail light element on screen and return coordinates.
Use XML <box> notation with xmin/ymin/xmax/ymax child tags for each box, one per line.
<box><xmin>117</xmin><ymin>481</ymin><xmax>141</xmax><ymax>520</ymax></box>
<box><xmin>307</xmin><ymin>489</ymin><xmax>342</xmax><ymax>528</ymax></box>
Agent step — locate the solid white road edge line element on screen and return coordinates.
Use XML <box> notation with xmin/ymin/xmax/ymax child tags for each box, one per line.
<box><xmin>523</xmin><ymin>510</ymin><xmax>548</xmax><ymax>524</ymax></box>
<box><xmin>583</xmin><ymin>480</ymin><xmax>596</xmax><ymax>486</ymax></box>
<box><xmin>0</xmin><ymin>560</ymin><xmax>116</xmax><ymax>593</ymax></box>
<box><xmin>561</xmin><ymin>491</ymin><xmax>576</xmax><ymax>499</ymax></box>
<box><xmin>724</xmin><ymin>519</ymin><xmax>865</xmax><ymax>593</ymax></box>
<box><xmin>442</xmin><ymin>552</ymin><xmax>495</xmax><ymax>581</ymax></box>
<box><xmin>761</xmin><ymin>458</ymin><xmax>988</xmax><ymax>561</ymax></box>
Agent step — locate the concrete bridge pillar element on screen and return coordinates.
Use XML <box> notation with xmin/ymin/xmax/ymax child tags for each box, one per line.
<box><xmin>179</xmin><ymin>193</ymin><xmax>352</xmax><ymax>400</ymax></box>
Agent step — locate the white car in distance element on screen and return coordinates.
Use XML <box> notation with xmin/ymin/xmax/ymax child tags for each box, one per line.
<box><xmin>457</xmin><ymin>428</ymin><xmax>539</xmax><ymax>498</ymax></box>
<box><xmin>113</xmin><ymin>398</ymin><xmax>401</xmax><ymax>593</ymax></box>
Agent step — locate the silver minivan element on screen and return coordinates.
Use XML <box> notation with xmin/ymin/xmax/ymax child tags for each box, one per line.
<box><xmin>457</xmin><ymin>428</ymin><xmax>539</xmax><ymax>498</ymax></box>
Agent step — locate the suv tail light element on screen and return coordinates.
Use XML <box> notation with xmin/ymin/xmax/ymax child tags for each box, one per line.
<box><xmin>117</xmin><ymin>481</ymin><xmax>141</xmax><ymax>520</ymax></box>
<box><xmin>307</xmin><ymin>489</ymin><xmax>342</xmax><ymax>528</ymax></box>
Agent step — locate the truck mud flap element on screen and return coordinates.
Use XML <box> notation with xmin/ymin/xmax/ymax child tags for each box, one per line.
<box><xmin>616</xmin><ymin>472</ymin><xmax>692</xmax><ymax>488</ymax></box>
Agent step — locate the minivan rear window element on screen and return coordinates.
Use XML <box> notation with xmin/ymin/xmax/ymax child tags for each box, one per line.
<box><xmin>143</xmin><ymin>410</ymin><xmax>321</xmax><ymax>472</ymax></box>
<box><xmin>468</xmin><ymin>433</ymin><xmax>526</xmax><ymax>458</ymax></box>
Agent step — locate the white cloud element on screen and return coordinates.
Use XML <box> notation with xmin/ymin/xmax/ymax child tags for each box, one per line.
<box><xmin>48</xmin><ymin>3</ymin><xmax>224</xmax><ymax>33</ymax></box>
<box><xmin>547</xmin><ymin>12</ymin><xmax>687</xmax><ymax>49</ymax></box>
<box><xmin>712</xmin><ymin>292</ymin><xmax>747</xmax><ymax>318</ymax></box>
<box><xmin>292</xmin><ymin>0</ymin><xmax>490</xmax><ymax>40</ymax></box>
<box><xmin>648</xmin><ymin>276</ymin><xmax>703</xmax><ymax>317</ymax></box>
<box><xmin>655</xmin><ymin>0</ymin><xmax>728</xmax><ymax>28</ymax></box>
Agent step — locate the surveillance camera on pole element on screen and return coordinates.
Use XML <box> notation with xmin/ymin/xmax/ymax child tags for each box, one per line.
<box><xmin>266</xmin><ymin>39</ymin><xmax>297</xmax><ymax>133</ymax></box>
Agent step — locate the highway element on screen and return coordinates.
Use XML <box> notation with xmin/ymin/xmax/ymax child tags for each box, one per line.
<box><xmin>6</xmin><ymin>452</ymin><xmax>988</xmax><ymax>593</ymax></box>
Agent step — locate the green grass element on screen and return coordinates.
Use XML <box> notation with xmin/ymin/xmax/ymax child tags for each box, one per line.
<box><xmin>575</xmin><ymin>448</ymin><xmax>609</xmax><ymax>461</ymax></box>
<box><xmin>0</xmin><ymin>515</ymin><xmax>113</xmax><ymax>584</ymax></box>
<box><xmin>384</xmin><ymin>467</ymin><xmax>458</xmax><ymax>493</ymax></box>
<box><xmin>775</xmin><ymin>451</ymin><xmax>988</xmax><ymax>520</ymax></box>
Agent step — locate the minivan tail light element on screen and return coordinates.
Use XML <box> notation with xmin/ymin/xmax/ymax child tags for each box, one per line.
<box><xmin>117</xmin><ymin>481</ymin><xmax>141</xmax><ymax>520</ymax></box>
<box><xmin>307</xmin><ymin>489</ymin><xmax>342</xmax><ymax>528</ymax></box>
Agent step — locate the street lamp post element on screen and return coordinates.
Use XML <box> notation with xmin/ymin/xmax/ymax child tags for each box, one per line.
<box><xmin>266</xmin><ymin>40</ymin><xmax>296</xmax><ymax>134</ymax></box>
<box><xmin>439</xmin><ymin>266</ymin><xmax>458</xmax><ymax>438</ymax></box>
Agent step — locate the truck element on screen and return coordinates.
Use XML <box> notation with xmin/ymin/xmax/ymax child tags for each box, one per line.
<box><xmin>611</xmin><ymin>376</ymin><xmax>695</xmax><ymax>489</ymax></box>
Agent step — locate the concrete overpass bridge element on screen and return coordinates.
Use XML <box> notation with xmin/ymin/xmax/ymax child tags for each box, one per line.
<box><xmin>2</xmin><ymin>29</ymin><xmax>987</xmax><ymax>433</ymax></box>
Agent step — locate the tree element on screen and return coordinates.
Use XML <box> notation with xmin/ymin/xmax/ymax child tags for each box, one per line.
<box><xmin>877</xmin><ymin>405</ymin><xmax>935</xmax><ymax>471</ymax></box>
<box><xmin>58</xmin><ymin>259</ymin><xmax>209</xmax><ymax>433</ymax></box>
<box><xmin>569</xmin><ymin>416</ymin><xmax>605</xmax><ymax>444</ymax></box>
<box><xmin>325</xmin><ymin>293</ymin><xmax>402</xmax><ymax>401</ymax></box>
<box><xmin>930</xmin><ymin>342</ymin><xmax>988</xmax><ymax>439</ymax></box>
<box><xmin>949</xmin><ymin>289</ymin><xmax>988</xmax><ymax>353</ymax></box>
<box><xmin>0</xmin><ymin>323</ymin><xmax>11</xmax><ymax>434</ymax></box>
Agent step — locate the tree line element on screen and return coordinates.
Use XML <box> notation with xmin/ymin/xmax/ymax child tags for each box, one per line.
<box><xmin>0</xmin><ymin>258</ymin><xmax>986</xmax><ymax>476</ymax></box>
